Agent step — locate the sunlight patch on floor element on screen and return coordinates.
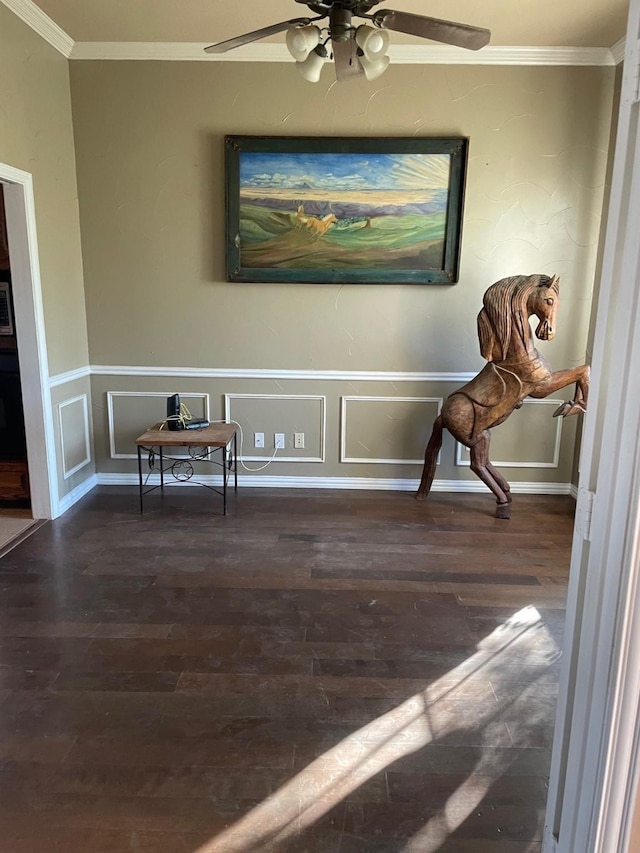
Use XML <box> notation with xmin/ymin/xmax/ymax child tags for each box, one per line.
<box><xmin>195</xmin><ymin>605</ymin><xmax>559</xmax><ymax>853</ymax></box>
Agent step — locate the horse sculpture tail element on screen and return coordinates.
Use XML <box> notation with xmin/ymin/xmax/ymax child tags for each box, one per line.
<box><xmin>415</xmin><ymin>414</ymin><xmax>444</xmax><ymax>501</ymax></box>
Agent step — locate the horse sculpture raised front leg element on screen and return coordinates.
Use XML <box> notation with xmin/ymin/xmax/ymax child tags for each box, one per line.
<box><xmin>534</xmin><ymin>365</ymin><xmax>590</xmax><ymax>417</ymax></box>
<box><xmin>415</xmin><ymin>274</ymin><xmax>589</xmax><ymax>520</ymax></box>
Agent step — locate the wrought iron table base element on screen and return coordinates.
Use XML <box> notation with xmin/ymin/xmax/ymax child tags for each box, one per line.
<box><xmin>135</xmin><ymin>425</ymin><xmax>238</xmax><ymax>515</ymax></box>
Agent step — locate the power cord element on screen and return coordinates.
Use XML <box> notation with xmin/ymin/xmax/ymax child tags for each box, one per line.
<box><xmin>157</xmin><ymin>404</ymin><xmax>281</xmax><ymax>472</ymax></box>
<box><xmin>159</xmin><ymin>402</ymin><xmax>200</xmax><ymax>430</ymax></box>
<box><xmin>214</xmin><ymin>418</ymin><xmax>279</xmax><ymax>472</ymax></box>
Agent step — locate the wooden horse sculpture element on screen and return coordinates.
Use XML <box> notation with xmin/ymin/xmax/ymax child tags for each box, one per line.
<box><xmin>415</xmin><ymin>273</ymin><xmax>590</xmax><ymax>519</ymax></box>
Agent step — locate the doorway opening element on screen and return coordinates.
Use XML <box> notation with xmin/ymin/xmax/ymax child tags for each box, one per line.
<box><xmin>0</xmin><ymin>184</ymin><xmax>35</xmax><ymax>550</ymax></box>
<box><xmin>0</xmin><ymin>185</ymin><xmax>31</xmax><ymax>507</ymax></box>
<box><xmin>0</xmin><ymin>163</ymin><xmax>57</xmax><ymax>523</ymax></box>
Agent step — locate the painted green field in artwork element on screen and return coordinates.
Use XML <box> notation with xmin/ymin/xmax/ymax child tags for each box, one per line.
<box><xmin>239</xmin><ymin>204</ymin><xmax>446</xmax><ymax>270</ymax></box>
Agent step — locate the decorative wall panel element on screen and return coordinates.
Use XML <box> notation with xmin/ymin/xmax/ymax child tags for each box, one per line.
<box><xmin>58</xmin><ymin>394</ymin><xmax>91</xmax><ymax>479</ymax></box>
<box><xmin>341</xmin><ymin>396</ymin><xmax>442</xmax><ymax>464</ymax></box>
<box><xmin>455</xmin><ymin>399</ymin><xmax>564</xmax><ymax>468</ymax></box>
<box><xmin>107</xmin><ymin>390</ymin><xmax>210</xmax><ymax>459</ymax></box>
<box><xmin>224</xmin><ymin>393</ymin><xmax>326</xmax><ymax>462</ymax></box>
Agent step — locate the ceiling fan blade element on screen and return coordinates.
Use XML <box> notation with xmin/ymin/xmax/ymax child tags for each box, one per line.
<box><xmin>372</xmin><ymin>10</ymin><xmax>490</xmax><ymax>51</ymax></box>
<box><xmin>332</xmin><ymin>37</ymin><xmax>365</xmax><ymax>81</ymax></box>
<box><xmin>204</xmin><ymin>18</ymin><xmax>312</xmax><ymax>54</ymax></box>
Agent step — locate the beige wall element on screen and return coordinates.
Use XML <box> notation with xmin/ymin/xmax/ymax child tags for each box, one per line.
<box><xmin>70</xmin><ymin>59</ymin><xmax>613</xmax><ymax>486</ymax></box>
<box><xmin>0</xmin><ymin>4</ymin><xmax>89</xmax><ymax>376</ymax></box>
<box><xmin>0</xmin><ymin>3</ymin><xmax>620</xmax><ymax>498</ymax></box>
<box><xmin>0</xmin><ymin>6</ymin><xmax>94</xmax><ymax>508</ymax></box>
<box><xmin>71</xmin><ymin>62</ymin><xmax>612</xmax><ymax>373</ymax></box>
<box><xmin>571</xmin><ymin>61</ymin><xmax>623</xmax><ymax>484</ymax></box>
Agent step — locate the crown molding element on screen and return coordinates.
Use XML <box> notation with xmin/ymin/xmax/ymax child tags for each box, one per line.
<box><xmin>389</xmin><ymin>44</ymin><xmax>616</xmax><ymax>66</ymax></box>
<box><xmin>1</xmin><ymin>0</ymin><xmax>73</xmax><ymax>57</ymax></box>
<box><xmin>610</xmin><ymin>35</ymin><xmax>626</xmax><ymax>64</ymax></box>
<box><xmin>0</xmin><ymin>1</ymin><xmax>623</xmax><ymax>68</ymax></box>
<box><xmin>69</xmin><ymin>41</ymin><xmax>618</xmax><ymax>66</ymax></box>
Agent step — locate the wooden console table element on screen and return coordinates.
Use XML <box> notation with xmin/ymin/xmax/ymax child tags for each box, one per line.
<box><xmin>135</xmin><ymin>422</ymin><xmax>238</xmax><ymax>515</ymax></box>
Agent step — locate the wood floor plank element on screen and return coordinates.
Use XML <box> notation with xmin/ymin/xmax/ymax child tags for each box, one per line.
<box><xmin>0</xmin><ymin>486</ymin><xmax>572</xmax><ymax>852</ymax></box>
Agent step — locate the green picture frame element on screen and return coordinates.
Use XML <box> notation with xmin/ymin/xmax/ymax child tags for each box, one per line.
<box><xmin>224</xmin><ymin>135</ymin><xmax>468</xmax><ymax>285</ymax></box>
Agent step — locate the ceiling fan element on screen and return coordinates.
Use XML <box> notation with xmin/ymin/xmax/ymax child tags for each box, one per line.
<box><xmin>204</xmin><ymin>0</ymin><xmax>490</xmax><ymax>83</ymax></box>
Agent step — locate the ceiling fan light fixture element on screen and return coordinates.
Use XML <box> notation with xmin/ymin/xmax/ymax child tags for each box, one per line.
<box><xmin>286</xmin><ymin>24</ymin><xmax>321</xmax><ymax>61</ymax></box>
<box><xmin>358</xmin><ymin>52</ymin><xmax>390</xmax><ymax>81</ymax></box>
<box><xmin>296</xmin><ymin>44</ymin><xmax>329</xmax><ymax>83</ymax></box>
<box><xmin>355</xmin><ymin>24</ymin><xmax>389</xmax><ymax>61</ymax></box>
<box><xmin>328</xmin><ymin>8</ymin><xmax>353</xmax><ymax>42</ymax></box>
<box><xmin>203</xmin><ymin>3</ymin><xmax>490</xmax><ymax>84</ymax></box>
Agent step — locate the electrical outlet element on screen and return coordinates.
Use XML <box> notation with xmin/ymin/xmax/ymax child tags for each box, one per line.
<box><xmin>294</xmin><ymin>432</ymin><xmax>305</xmax><ymax>449</ymax></box>
<box><xmin>275</xmin><ymin>433</ymin><xmax>285</xmax><ymax>449</ymax></box>
<box><xmin>254</xmin><ymin>432</ymin><xmax>264</xmax><ymax>448</ymax></box>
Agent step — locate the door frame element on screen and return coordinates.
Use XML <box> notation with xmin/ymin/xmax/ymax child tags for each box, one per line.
<box><xmin>544</xmin><ymin>2</ymin><xmax>640</xmax><ymax>848</ymax></box>
<box><xmin>0</xmin><ymin>162</ymin><xmax>58</xmax><ymax>519</ymax></box>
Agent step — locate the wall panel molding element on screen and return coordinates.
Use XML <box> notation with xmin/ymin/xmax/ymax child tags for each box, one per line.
<box><xmin>340</xmin><ymin>395</ymin><xmax>442</xmax><ymax>464</ymax></box>
<box><xmin>62</xmin><ymin>368</ymin><xmax>576</xmax><ymax>497</ymax></box>
<box><xmin>455</xmin><ymin>399</ymin><xmax>565</xmax><ymax>469</ymax></box>
<box><xmin>58</xmin><ymin>393</ymin><xmax>91</xmax><ymax>479</ymax></box>
<box><xmin>107</xmin><ymin>390</ymin><xmax>210</xmax><ymax>460</ymax></box>
<box><xmin>224</xmin><ymin>393</ymin><xmax>326</xmax><ymax>463</ymax></box>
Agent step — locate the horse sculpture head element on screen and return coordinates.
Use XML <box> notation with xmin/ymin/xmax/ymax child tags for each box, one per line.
<box><xmin>478</xmin><ymin>274</ymin><xmax>560</xmax><ymax>362</ymax></box>
<box><xmin>529</xmin><ymin>274</ymin><xmax>560</xmax><ymax>342</ymax></box>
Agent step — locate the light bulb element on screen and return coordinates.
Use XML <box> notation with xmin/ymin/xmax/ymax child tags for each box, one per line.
<box><xmin>297</xmin><ymin>47</ymin><xmax>328</xmax><ymax>83</ymax></box>
<box><xmin>355</xmin><ymin>25</ymin><xmax>389</xmax><ymax>60</ymax></box>
<box><xmin>358</xmin><ymin>53</ymin><xmax>390</xmax><ymax>81</ymax></box>
<box><xmin>286</xmin><ymin>25</ymin><xmax>321</xmax><ymax>61</ymax></box>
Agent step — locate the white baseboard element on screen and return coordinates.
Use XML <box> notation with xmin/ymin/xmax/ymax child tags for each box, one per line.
<box><xmin>55</xmin><ymin>473</ymin><xmax>575</xmax><ymax>516</ymax></box>
<box><xmin>56</xmin><ymin>473</ymin><xmax>98</xmax><ymax>517</ymax></box>
<box><xmin>96</xmin><ymin>472</ymin><xmax>574</xmax><ymax>495</ymax></box>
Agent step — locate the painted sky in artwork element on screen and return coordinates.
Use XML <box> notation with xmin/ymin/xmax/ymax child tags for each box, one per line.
<box><xmin>240</xmin><ymin>152</ymin><xmax>451</xmax><ymax>192</ymax></box>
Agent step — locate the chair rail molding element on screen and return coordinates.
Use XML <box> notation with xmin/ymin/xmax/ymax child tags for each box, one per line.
<box><xmin>83</xmin><ymin>364</ymin><xmax>477</xmax><ymax>383</ymax></box>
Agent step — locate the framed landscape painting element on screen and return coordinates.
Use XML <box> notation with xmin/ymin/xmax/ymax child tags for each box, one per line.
<box><xmin>224</xmin><ymin>135</ymin><xmax>468</xmax><ymax>285</ymax></box>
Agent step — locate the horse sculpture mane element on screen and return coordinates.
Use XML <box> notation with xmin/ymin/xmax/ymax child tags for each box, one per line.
<box><xmin>416</xmin><ymin>273</ymin><xmax>589</xmax><ymax>519</ymax></box>
<box><xmin>478</xmin><ymin>275</ymin><xmax>558</xmax><ymax>361</ymax></box>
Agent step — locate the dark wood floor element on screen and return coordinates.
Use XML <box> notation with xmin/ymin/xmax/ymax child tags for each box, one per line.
<box><xmin>0</xmin><ymin>486</ymin><xmax>574</xmax><ymax>853</ymax></box>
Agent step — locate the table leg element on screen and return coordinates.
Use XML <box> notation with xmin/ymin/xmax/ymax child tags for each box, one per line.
<box><xmin>222</xmin><ymin>444</ymin><xmax>227</xmax><ymax>515</ymax></box>
<box><xmin>233</xmin><ymin>431</ymin><xmax>238</xmax><ymax>492</ymax></box>
<box><xmin>137</xmin><ymin>446</ymin><xmax>144</xmax><ymax>514</ymax></box>
<box><xmin>159</xmin><ymin>447</ymin><xmax>164</xmax><ymax>492</ymax></box>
